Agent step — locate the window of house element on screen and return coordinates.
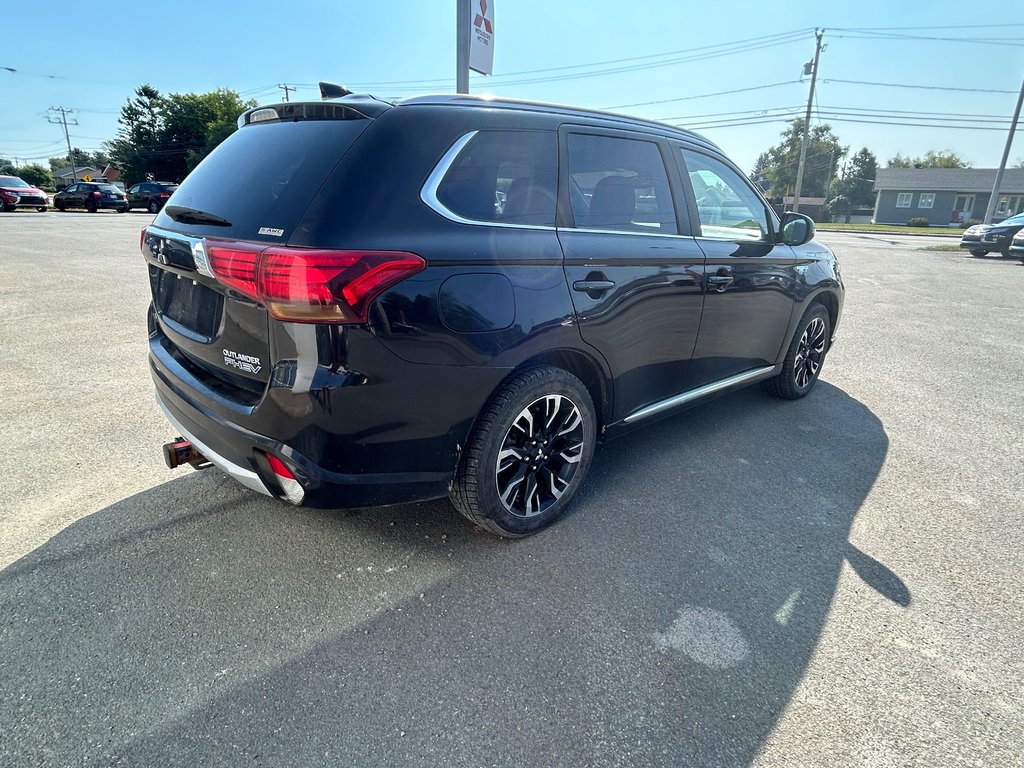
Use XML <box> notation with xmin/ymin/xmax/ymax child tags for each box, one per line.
<box><xmin>918</xmin><ymin>193</ymin><xmax>935</xmax><ymax>209</ymax></box>
<box><xmin>896</xmin><ymin>192</ymin><xmax>913</xmax><ymax>208</ymax></box>
<box><xmin>436</xmin><ymin>130</ymin><xmax>557</xmax><ymax>226</ymax></box>
<box><xmin>566</xmin><ymin>133</ymin><xmax>678</xmax><ymax>234</ymax></box>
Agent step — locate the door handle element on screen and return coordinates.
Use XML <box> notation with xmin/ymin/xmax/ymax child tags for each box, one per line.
<box><xmin>572</xmin><ymin>279</ymin><xmax>615</xmax><ymax>299</ymax></box>
<box><xmin>707</xmin><ymin>275</ymin><xmax>734</xmax><ymax>292</ymax></box>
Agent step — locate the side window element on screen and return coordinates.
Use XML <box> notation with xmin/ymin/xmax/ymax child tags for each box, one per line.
<box><xmin>66</xmin><ymin>184</ymin><xmax>77</xmax><ymax>193</ymax></box>
<box><xmin>566</xmin><ymin>134</ymin><xmax>677</xmax><ymax>234</ymax></box>
<box><xmin>128</xmin><ymin>185</ymin><xmax>140</xmax><ymax>194</ymax></box>
<box><xmin>436</xmin><ymin>130</ymin><xmax>557</xmax><ymax>226</ymax></box>
<box><xmin>680</xmin><ymin>149</ymin><xmax>769</xmax><ymax>241</ymax></box>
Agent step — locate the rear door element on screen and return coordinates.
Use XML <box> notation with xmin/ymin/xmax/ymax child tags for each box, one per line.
<box><xmin>558</xmin><ymin>126</ymin><xmax>705</xmax><ymax>423</ymax></box>
<box><xmin>144</xmin><ymin>108</ymin><xmax>376</xmax><ymax>393</ymax></box>
<box><xmin>675</xmin><ymin>146</ymin><xmax>798</xmax><ymax>385</ymax></box>
<box><xmin>127</xmin><ymin>184</ymin><xmax>141</xmax><ymax>207</ymax></box>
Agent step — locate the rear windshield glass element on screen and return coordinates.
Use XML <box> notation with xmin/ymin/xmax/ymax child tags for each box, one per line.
<box><xmin>97</xmin><ymin>184</ymin><xmax>121</xmax><ymax>192</ymax></box>
<box><xmin>153</xmin><ymin>119</ymin><xmax>370</xmax><ymax>241</ymax></box>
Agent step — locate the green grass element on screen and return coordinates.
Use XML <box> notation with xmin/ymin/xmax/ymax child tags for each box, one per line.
<box><xmin>917</xmin><ymin>244</ymin><xmax>962</xmax><ymax>252</ymax></box>
<box><xmin>815</xmin><ymin>222</ymin><xmax>963</xmax><ymax>237</ymax></box>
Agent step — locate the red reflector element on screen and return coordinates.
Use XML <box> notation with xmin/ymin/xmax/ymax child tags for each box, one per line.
<box><xmin>139</xmin><ymin>226</ymin><xmax>148</xmax><ymax>253</ymax></box>
<box><xmin>266</xmin><ymin>453</ymin><xmax>295</xmax><ymax>480</ymax></box>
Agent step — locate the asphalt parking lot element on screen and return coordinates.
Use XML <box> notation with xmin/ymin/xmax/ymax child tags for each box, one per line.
<box><xmin>1</xmin><ymin>212</ymin><xmax>1021</xmax><ymax>767</ymax></box>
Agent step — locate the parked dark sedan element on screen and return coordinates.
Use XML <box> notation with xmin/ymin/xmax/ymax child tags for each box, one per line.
<box><xmin>0</xmin><ymin>175</ymin><xmax>48</xmax><ymax>211</ymax></box>
<box><xmin>127</xmin><ymin>181</ymin><xmax>178</xmax><ymax>213</ymax></box>
<box><xmin>54</xmin><ymin>182</ymin><xmax>129</xmax><ymax>213</ymax></box>
<box><xmin>960</xmin><ymin>212</ymin><xmax>1024</xmax><ymax>257</ymax></box>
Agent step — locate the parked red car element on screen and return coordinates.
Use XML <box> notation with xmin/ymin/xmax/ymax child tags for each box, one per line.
<box><xmin>0</xmin><ymin>175</ymin><xmax>48</xmax><ymax>212</ymax></box>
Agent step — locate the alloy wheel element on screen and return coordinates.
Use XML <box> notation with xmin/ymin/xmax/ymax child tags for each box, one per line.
<box><xmin>495</xmin><ymin>394</ymin><xmax>585</xmax><ymax>518</ymax></box>
<box><xmin>794</xmin><ymin>316</ymin><xmax>827</xmax><ymax>388</ymax></box>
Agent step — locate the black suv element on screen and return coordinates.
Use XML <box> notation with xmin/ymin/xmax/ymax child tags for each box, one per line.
<box><xmin>127</xmin><ymin>181</ymin><xmax>179</xmax><ymax>213</ymax></box>
<box><xmin>143</xmin><ymin>95</ymin><xmax>843</xmax><ymax>536</ymax></box>
<box><xmin>55</xmin><ymin>182</ymin><xmax>128</xmax><ymax>213</ymax></box>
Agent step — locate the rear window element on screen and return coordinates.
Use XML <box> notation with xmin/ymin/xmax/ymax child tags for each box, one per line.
<box><xmin>436</xmin><ymin>130</ymin><xmax>557</xmax><ymax>226</ymax></box>
<box><xmin>153</xmin><ymin>119</ymin><xmax>371</xmax><ymax>241</ymax></box>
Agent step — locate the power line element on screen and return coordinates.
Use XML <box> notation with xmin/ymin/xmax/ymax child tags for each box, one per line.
<box><xmin>605</xmin><ymin>81</ymin><xmax>802</xmax><ymax>110</ymax></box>
<box><xmin>821</xmin><ymin>78</ymin><xmax>1018</xmax><ymax>95</ymax></box>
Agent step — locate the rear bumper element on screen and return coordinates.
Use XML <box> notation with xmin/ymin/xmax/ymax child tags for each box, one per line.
<box><xmin>153</xmin><ymin>367</ymin><xmax>455</xmax><ymax>508</ymax></box>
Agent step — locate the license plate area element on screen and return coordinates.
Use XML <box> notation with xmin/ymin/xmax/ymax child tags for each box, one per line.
<box><xmin>152</xmin><ymin>267</ymin><xmax>222</xmax><ymax>340</ymax></box>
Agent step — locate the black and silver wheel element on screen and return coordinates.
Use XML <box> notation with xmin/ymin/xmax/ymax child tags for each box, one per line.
<box><xmin>37</xmin><ymin>206</ymin><xmax>47</xmax><ymax>212</ymax></box>
<box><xmin>766</xmin><ymin>304</ymin><xmax>831</xmax><ymax>400</ymax></box>
<box><xmin>969</xmin><ymin>249</ymin><xmax>988</xmax><ymax>257</ymax></box>
<box><xmin>451</xmin><ymin>366</ymin><xmax>596</xmax><ymax>537</ymax></box>
<box><xmin>148</xmin><ymin>199</ymin><xmax>160</xmax><ymax>214</ymax></box>
<box><xmin>56</xmin><ymin>201</ymin><xmax>65</xmax><ymax>211</ymax></box>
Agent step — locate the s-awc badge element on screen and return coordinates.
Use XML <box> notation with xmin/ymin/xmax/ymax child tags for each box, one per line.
<box><xmin>223</xmin><ymin>348</ymin><xmax>262</xmax><ymax>375</ymax></box>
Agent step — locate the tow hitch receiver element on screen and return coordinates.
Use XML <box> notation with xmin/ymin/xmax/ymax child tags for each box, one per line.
<box><xmin>162</xmin><ymin>438</ymin><xmax>211</xmax><ymax>470</ymax></box>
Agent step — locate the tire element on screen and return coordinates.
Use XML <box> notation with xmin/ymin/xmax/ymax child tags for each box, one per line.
<box><xmin>37</xmin><ymin>206</ymin><xmax>47</xmax><ymax>213</ymax></box>
<box><xmin>148</xmin><ymin>199</ymin><xmax>160</xmax><ymax>214</ymax></box>
<box><xmin>765</xmin><ymin>303</ymin><xmax>831</xmax><ymax>400</ymax></box>
<box><xmin>56</xmin><ymin>201</ymin><xmax>65</xmax><ymax>211</ymax></box>
<box><xmin>86</xmin><ymin>202</ymin><xmax>97</xmax><ymax>213</ymax></box>
<box><xmin>118</xmin><ymin>206</ymin><xmax>128</xmax><ymax>214</ymax></box>
<box><xmin>1</xmin><ymin>204</ymin><xmax>14</xmax><ymax>212</ymax></box>
<box><xmin>451</xmin><ymin>366</ymin><xmax>597</xmax><ymax>537</ymax></box>
<box><xmin>969</xmin><ymin>249</ymin><xmax>988</xmax><ymax>257</ymax></box>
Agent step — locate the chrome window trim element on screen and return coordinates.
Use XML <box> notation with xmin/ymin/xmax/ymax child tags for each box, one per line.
<box><xmin>420</xmin><ymin>130</ymin><xmax>557</xmax><ymax>232</ymax></box>
<box><xmin>623</xmin><ymin>365</ymin><xmax>778</xmax><ymax>424</ymax></box>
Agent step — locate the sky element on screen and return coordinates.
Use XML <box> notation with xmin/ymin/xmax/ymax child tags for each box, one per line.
<box><xmin>2</xmin><ymin>0</ymin><xmax>1023</xmax><ymax>176</ymax></box>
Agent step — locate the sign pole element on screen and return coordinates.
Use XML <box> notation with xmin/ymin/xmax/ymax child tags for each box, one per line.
<box><xmin>982</xmin><ymin>73</ymin><xmax>1024</xmax><ymax>225</ymax></box>
<box><xmin>456</xmin><ymin>0</ymin><xmax>470</xmax><ymax>94</ymax></box>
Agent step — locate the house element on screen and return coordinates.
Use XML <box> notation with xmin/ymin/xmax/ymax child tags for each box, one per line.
<box><xmin>873</xmin><ymin>168</ymin><xmax>1024</xmax><ymax>226</ymax></box>
<box><xmin>53</xmin><ymin>165</ymin><xmax>120</xmax><ymax>189</ymax></box>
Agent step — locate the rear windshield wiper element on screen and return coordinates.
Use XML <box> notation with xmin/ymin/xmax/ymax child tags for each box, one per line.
<box><xmin>164</xmin><ymin>205</ymin><xmax>232</xmax><ymax>227</ymax></box>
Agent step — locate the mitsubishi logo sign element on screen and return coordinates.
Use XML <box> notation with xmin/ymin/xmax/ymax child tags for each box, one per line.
<box><xmin>474</xmin><ymin>0</ymin><xmax>493</xmax><ymax>34</ymax></box>
<box><xmin>469</xmin><ymin>0</ymin><xmax>494</xmax><ymax>75</ymax></box>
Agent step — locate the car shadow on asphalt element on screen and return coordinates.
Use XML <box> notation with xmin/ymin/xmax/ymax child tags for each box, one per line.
<box><xmin>0</xmin><ymin>382</ymin><xmax>898</xmax><ymax>767</ymax></box>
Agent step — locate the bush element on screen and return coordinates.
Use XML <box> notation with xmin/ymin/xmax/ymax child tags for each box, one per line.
<box><xmin>959</xmin><ymin>219</ymin><xmax>982</xmax><ymax>228</ymax></box>
<box><xmin>907</xmin><ymin>217</ymin><xmax>930</xmax><ymax>227</ymax></box>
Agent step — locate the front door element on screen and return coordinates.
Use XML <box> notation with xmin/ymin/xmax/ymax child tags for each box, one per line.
<box><xmin>558</xmin><ymin>128</ymin><xmax>706</xmax><ymax>423</ymax></box>
<box><xmin>953</xmin><ymin>194</ymin><xmax>975</xmax><ymax>223</ymax></box>
<box><xmin>676</xmin><ymin>147</ymin><xmax>799</xmax><ymax>386</ymax></box>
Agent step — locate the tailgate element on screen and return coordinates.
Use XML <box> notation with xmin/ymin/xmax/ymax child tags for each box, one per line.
<box><xmin>144</xmin><ymin>228</ymin><xmax>272</xmax><ymax>393</ymax></box>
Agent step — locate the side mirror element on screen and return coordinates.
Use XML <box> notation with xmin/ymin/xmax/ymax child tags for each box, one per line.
<box><xmin>779</xmin><ymin>211</ymin><xmax>816</xmax><ymax>246</ymax></box>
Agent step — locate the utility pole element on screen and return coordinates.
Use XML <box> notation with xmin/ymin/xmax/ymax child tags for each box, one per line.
<box><xmin>792</xmin><ymin>28</ymin><xmax>824</xmax><ymax>213</ymax></box>
<box><xmin>982</xmin><ymin>73</ymin><xmax>1024</xmax><ymax>225</ymax></box>
<box><xmin>278</xmin><ymin>84</ymin><xmax>296</xmax><ymax>102</ymax></box>
<box><xmin>47</xmin><ymin>107</ymin><xmax>79</xmax><ymax>184</ymax></box>
<box><xmin>456</xmin><ymin>0</ymin><xmax>470</xmax><ymax>94</ymax></box>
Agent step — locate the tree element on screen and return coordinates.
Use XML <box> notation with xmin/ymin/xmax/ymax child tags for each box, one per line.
<box><xmin>48</xmin><ymin>148</ymin><xmax>107</xmax><ymax>173</ymax></box>
<box><xmin>0</xmin><ymin>157</ymin><xmax>16</xmax><ymax>175</ymax></box>
<box><xmin>830</xmin><ymin>147</ymin><xmax>878</xmax><ymax>209</ymax></box>
<box><xmin>105</xmin><ymin>84</ymin><xmax>256</xmax><ymax>185</ymax></box>
<box><xmin>887</xmin><ymin>149</ymin><xmax>970</xmax><ymax>168</ymax></box>
<box><xmin>16</xmin><ymin>163</ymin><xmax>53</xmax><ymax>189</ymax></box>
<box><xmin>751</xmin><ymin>119</ymin><xmax>847</xmax><ymax>199</ymax></box>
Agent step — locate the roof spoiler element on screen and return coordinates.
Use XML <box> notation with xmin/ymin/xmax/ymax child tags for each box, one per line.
<box><xmin>319</xmin><ymin>82</ymin><xmax>353</xmax><ymax>100</ymax></box>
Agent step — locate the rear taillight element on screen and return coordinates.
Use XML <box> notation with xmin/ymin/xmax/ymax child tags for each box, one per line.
<box><xmin>91</xmin><ymin>191</ymin><xmax>102</xmax><ymax>198</ymax></box>
<box><xmin>264</xmin><ymin>453</ymin><xmax>305</xmax><ymax>505</ymax></box>
<box><xmin>205</xmin><ymin>240</ymin><xmax>425</xmax><ymax>324</ymax></box>
<box><xmin>159</xmin><ymin>192</ymin><xmax>170</xmax><ymax>198</ymax></box>
<box><xmin>139</xmin><ymin>227</ymin><xmax>148</xmax><ymax>252</ymax></box>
